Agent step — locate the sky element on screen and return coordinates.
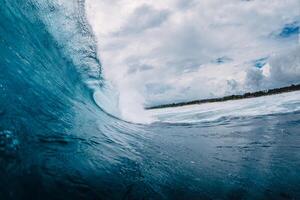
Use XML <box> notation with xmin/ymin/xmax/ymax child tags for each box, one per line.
<box><xmin>85</xmin><ymin>0</ymin><xmax>299</xmax><ymax>121</ymax></box>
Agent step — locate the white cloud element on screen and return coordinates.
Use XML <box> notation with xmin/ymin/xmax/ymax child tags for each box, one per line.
<box><xmin>85</xmin><ymin>0</ymin><xmax>299</xmax><ymax>121</ymax></box>
<box><xmin>269</xmin><ymin>46</ymin><xmax>300</xmax><ymax>86</ymax></box>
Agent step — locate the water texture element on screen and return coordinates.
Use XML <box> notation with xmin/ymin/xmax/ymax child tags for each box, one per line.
<box><xmin>0</xmin><ymin>1</ymin><xmax>299</xmax><ymax>199</ymax></box>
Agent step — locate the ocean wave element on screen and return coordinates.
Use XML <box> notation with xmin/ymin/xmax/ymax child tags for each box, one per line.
<box><xmin>0</xmin><ymin>1</ymin><xmax>300</xmax><ymax>199</ymax></box>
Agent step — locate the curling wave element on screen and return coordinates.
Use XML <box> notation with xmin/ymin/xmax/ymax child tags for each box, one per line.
<box><xmin>0</xmin><ymin>1</ymin><xmax>300</xmax><ymax>200</ymax></box>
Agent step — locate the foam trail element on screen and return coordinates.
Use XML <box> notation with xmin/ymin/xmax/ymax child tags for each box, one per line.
<box><xmin>148</xmin><ymin>91</ymin><xmax>300</xmax><ymax>123</ymax></box>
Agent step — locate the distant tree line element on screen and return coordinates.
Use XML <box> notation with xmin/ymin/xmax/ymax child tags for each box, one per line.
<box><xmin>146</xmin><ymin>84</ymin><xmax>300</xmax><ymax>110</ymax></box>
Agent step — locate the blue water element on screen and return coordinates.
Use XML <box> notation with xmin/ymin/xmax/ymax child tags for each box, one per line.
<box><xmin>0</xmin><ymin>1</ymin><xmax>299</xmax><ymax>199</ymax></box>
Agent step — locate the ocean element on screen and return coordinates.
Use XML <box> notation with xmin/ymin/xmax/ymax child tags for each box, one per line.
<box><xmin>0</xmin><ymin>1</ymin><xmax>299</xmax><ymax>199</ymax></box>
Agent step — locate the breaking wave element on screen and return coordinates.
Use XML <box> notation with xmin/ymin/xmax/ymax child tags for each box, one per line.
<box><xmin>0</xmin><ymin>1</ymin><xmax>299</xmax><ymax>199</ymax></box>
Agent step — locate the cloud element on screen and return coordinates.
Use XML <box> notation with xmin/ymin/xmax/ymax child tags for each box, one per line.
<box><xmin>268</xmin><ymin>46</ymin><xmax>300</xmax><ymax>86</ymax></box>
<box><xmin>245</xmin><ymin>67</ymin><xmax>265</xmax><ymax>90</ymax></box>
<box><xmin>244</xmin><ymin>46</ymin><xmax>300</xmax><ymax>91</ymax></box>
<box><xmin>113</xmin><ymin>5</ymin><xmax>170</xmax><ymax>36</ymax></box>
<box><xmin>85</xmin><ymin>0</ymin><xmax>300</xmax><ymax>120</ymax></box>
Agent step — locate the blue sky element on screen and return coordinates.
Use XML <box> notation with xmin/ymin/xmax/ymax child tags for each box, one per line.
<box><xmin>86</xmin><ymin>0</ymin><xmax>299</xmax><ymax>113</ymax></box>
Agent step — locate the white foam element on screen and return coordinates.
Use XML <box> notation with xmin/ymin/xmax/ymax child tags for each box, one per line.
<box><xmin>148</xmin><ymin>91</ymin><xmax>300</xmax><ymax>123</ymax></box>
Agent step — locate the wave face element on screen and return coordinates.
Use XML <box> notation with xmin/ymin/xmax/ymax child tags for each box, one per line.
<box><xmin>0</xmin><ymin>1</ymin><xmax>300</xmax><ymax>200</ymax></box>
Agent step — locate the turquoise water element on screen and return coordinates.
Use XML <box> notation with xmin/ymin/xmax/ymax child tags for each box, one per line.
<box><xmin>0</xmin><ymin>1</ymin><xmax>299</xmax><ymax>199</ymax></box>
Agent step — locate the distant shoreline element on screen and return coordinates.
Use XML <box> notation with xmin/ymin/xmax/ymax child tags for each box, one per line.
<box><xmin>146</xmin><ymin>84</ymin><xmax>300</xmax><ymax>110</ymax></box>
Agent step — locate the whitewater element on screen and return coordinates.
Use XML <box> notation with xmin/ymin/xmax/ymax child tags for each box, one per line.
<box><xmin>0</xmin><ymin>0</ymin><xmax>299</xmax><ymax>200</ymax></box>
